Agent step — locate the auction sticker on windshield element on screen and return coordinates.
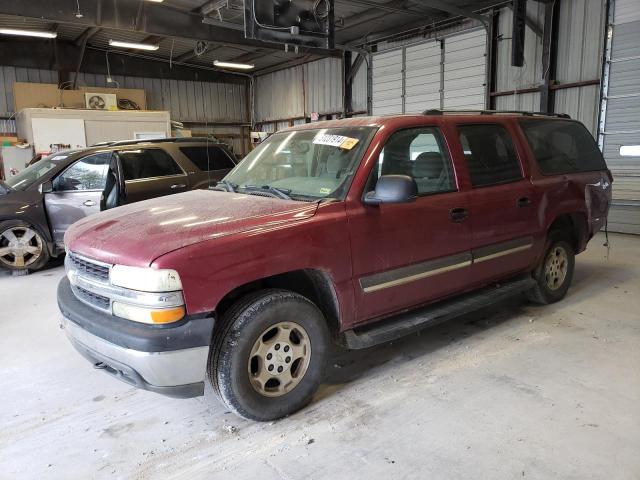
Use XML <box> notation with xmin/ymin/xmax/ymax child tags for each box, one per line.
<box><xmin>313</xmin><ymin>134</ymin><xmax>360</xmax><ymax>150</ymax></box>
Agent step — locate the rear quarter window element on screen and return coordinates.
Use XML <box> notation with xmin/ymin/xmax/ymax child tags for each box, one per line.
<box><xmin>179</xmin><ymin>146</ymin><xmax>235</xmax><ymax>171</ymax></box>
<box><xmin>519</xmin><ymin>119</ymin><xmax>606</xmax><ymax>175</ymax></box>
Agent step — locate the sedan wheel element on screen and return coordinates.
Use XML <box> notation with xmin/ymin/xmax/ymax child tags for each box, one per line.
<box><xmin>0</xmin><ymin>225</ymin><xmax>45</xmax><ymax>269</ymax></box>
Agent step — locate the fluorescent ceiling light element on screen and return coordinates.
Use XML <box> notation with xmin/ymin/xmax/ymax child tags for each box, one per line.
<box><xmin>0</xmin><ymin>28</ymin><xmax>57</xmax><ymax>39</ymax></box>
<box><xmin>109</xmin><ymin>39</ymin><xmax>159</xmax><ymax>51</ymax></box>
<box><xmin>147</xmin><ymin>0</ymin><xmax>164</xmax><ymax>2</ymax></box>
<box><xmin>214</xmin><ymin>60</ymin><xmax>255</xmax><ymax>70</ymax></box>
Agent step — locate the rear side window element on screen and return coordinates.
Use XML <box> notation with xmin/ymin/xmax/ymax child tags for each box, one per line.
<box><xmin>119</xmin><ymin>149</ymin><xmax>182</xmax><ymax>180</ymax></box>
<box><xmin>180</xmin><ymin>146</ymin><xmax>235</xmax><ymax>171</ymax></box>
<box><xmin>458</xmin><ymin>124</ymin><xmax>522</xmax><ymax>187</ymax></box>
<box><xmin>519</xmin><ymin>119</ymin><xmax>606</xmax><ymax>174</ymax></box>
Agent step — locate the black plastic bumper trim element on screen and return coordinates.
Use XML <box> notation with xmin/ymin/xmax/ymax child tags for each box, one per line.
<box><xmin>57</xmin><ymin>277</ymin><xmax>215</xmax><ymax>353</ymax></box>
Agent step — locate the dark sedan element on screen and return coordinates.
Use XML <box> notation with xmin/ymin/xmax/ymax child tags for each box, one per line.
<box><xmin>0</xmin><ymin>138</ymin><xmax>236</xmax><ymax>272</ymax></box>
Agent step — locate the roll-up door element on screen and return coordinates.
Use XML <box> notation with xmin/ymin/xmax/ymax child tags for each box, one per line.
<box><xmin>371</xmin><ymin>28</ymin><xmax>487</xmax><ymax>115</ymax></box>
<box><xmin>404</xmin><ymin>41</ymin><xmax>442</xmax><ymax>114</ymax></box>
<box><xmin>602</xmin><ymin>0</ymin><xmax>640</xmax><ymax>234</ymax></box>
<box><xmin>443</xmin><ymin>29</ymin><xmax>487</xmax><ymax>109</ymax></box>
<box><xmin>371</xmin><ymin>49</ymin><xmax>404</xmax><ymax>115</ymax></box>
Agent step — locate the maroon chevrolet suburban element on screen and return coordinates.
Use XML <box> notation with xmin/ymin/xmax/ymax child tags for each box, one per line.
<box><xmin>58</xmin><ymin>111</ymin><xmax>612</xmax><ymax>421</ymax></box>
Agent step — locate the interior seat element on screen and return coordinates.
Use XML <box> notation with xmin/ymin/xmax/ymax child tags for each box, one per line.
<box><xmin>413</xmin><ymin>151</ymin><xmax>447</xmax><ymax>193</ymax></box>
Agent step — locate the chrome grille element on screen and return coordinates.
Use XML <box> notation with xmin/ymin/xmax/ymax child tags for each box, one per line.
<box><xmin>68</xmin><ymin>252</ymin><xmax>110</xmax><ymax>281</ymax></box>
<box><xmin>72</xmin><ymin>285</ymin><xmax>111</xmax><ymax>311</ymax></box>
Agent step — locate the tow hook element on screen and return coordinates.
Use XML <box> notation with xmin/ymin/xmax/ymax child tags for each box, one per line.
<box><xmin>94</xmin><ymin>362</ymin><xmax>107</xmax><ymax>370</ymax></box>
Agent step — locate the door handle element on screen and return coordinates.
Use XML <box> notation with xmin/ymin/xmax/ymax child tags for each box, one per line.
<box><xmin>449</xmin><ymin>207</ymin><xmax>468</xmax><ymax>223</ymax></box>
<box><xmin>170</xmin><ymin>184</ymin><xmax>187</xmax><ymax>189</ymax></box>
<box><xmin>517</xmin><ymin>197</ymin><xmax>532</xmax><ymax>208</ymax></box>
<box><xmin>83</xmin><ymin>200</ymin><xmax>96</xmax><ymax>207</ymax></box>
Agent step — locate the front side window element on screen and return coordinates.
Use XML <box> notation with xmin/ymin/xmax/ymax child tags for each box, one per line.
<box><xmin>224</xmin><ymin>127</ymin><xmax>376</xmax><ymax>200</ymax></box>
<box><xmin>369</xmin><ymin>127</ymin><xmax>455</xmax><ymax>195</ymax></box>
<box><xmin>458</xmin><ymin>124</ymin><xmax>522</xmax><ymax>187</ymax></box>
<box><xmin>519</xmin><ymin>119</ymin><xmax>606</xmax><ymax>174</ymax></box>
<box><xmin>54</xmin><ymin>153</ymin><xmax>111</xmax><ymax>192</ymax></box>
<box><xmin>180</xmin><ymin>146</ymin><xmax>235</xmax><ymax>171</ymax></box>
<box><xmin>119</xmin><ymin>149</ymin><xmax>183</xmax><ymax>180</ymax></box>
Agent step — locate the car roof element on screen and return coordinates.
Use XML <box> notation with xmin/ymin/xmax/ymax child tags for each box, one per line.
<box><xmin>282</xmin><ymin>110</ymin><xmax>572</xmax><ymax>132</ymax></box>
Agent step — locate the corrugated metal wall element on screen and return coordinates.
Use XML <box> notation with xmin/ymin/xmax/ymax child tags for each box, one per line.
<box><xmin>554</xmin><ymin>0</ymin><xmax>606</xmax><ymax>133</ymax></box>
<box><xmin>494</xmin><ymin>2</ymin><xmax>545</xmax><ymax>112</ymax></box>
<box><xmin>254</xmin><ymin>57</ymin><xmax>344</xmax><ymax>123</ymax></box>
<box><xmin>0</xmin><ymin>65</ymin><xmax>249</xmax><ymax>124</ymax></box>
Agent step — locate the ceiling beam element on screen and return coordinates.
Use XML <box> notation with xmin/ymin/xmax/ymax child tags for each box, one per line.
<box><xmin>0</xmin><ymin>0</ymin><xmax>341</xmax><ymax>56</ymax></box>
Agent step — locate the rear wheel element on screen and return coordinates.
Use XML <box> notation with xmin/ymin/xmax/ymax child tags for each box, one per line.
<box><xmin>208</xmin><ymin>289</ymin><xmax>329</xmax><ymax>421</ymax></box>
<box><xmin>526</xmin><ymin>239</ymin><xmax>575</xmax><ymax>304</ymax></box>
<box><xmin>0</xmin><ymin>220</ymin><xmax>50</xmax><ymax>272</ymax></box>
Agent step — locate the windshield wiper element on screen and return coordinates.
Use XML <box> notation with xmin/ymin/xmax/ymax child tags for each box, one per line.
<box><xmin>212</xmin><ymin>180</ymin><xmax>237</xmax><ymax>193</ymax></box>
<box><xmin>242</xmin><ymin>184</ymin><xmax>292</xmax><ymax>200</ymax></box>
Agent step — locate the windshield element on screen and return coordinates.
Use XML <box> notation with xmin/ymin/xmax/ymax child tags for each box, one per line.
<box><xmin>224</xmin><ymin>127</ymin><xmax>376</xmax><ymax>200</ymax></box>
<box><xmin>4</xmin><ymin>153</ymin><xmax>77</xmax><ymax>191</ymax></box>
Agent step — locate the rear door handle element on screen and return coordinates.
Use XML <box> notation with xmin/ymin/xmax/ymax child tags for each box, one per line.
<box><xmin>517</xmin><ymin>197</ymin><xmax>532</xmax><ymax>207</ymax></box>
<box><xmin>170</xmin><ymin>184</ymin><xmax>187</xmax><ymax>189</ymax></box>
<box><xmin>449</xmin><ymin>207</ymin><xmax>468</xmax><ymax>223</ymax></box>
<box><xmin>83</xmin><ymin>200</ymin><xmax>96</xmax><ymax>207</ymax></box>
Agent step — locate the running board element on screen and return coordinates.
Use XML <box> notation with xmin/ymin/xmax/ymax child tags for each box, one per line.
<box><xmin>342</xmin><ymin>275</ymin><xmax>536</xmax><ymax>349</ymax></box>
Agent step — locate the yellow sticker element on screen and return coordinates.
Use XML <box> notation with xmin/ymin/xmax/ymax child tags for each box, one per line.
<box><xmin>319</xmin><ymin>187</ymin><xmax>332</xmax><ymax>194</ymax></box>
<box><xmin>339</xmin><ymin>137</ymin><xmax>359</xmax><ymax>150</ymax></box>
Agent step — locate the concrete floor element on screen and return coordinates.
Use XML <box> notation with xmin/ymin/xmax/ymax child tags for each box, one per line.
<box><xmin>1</xmin><ymin>232</ymin><xmax>638</xmax><ymax>480</ymax></box>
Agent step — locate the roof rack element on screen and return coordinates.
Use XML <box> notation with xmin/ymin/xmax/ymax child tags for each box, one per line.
<box><xmin>421</xmin><ymin>109</ymin><xmax>571</xmax><ymax>119</ymax></box>
<box><xmin>98</xmin><ymin>137</ymin><xmax>223</xmax><ymax>147</ymax></box>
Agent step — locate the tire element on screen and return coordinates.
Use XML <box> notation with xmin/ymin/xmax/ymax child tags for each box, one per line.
<box><xmin>0</xmin><ymin>220</ymin><xmax>50</xmax><ymax>272</ymax></box>
<box><xmin>208</xmin><ymin>289</ymin><xmax>330</xmax><ymax>421</ymax></box>
<box><xmin>526</xmin><ymin>238</ymin><xmax>575</xmax><ymax>305</ymax></box>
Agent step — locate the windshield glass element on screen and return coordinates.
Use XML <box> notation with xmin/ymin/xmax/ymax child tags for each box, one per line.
<box><xmin>224</xmin><ymin>127</ymin><xmax>376</xmax><ymax>200</ymax></box>
<box><xmin>4</xmin><ymin>153</ymin><xmax>71</xmax><ymax>191</ymax></box>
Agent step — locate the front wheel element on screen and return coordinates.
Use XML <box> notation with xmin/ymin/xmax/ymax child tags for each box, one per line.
<box><xmin>208</xmin><ymin>289</ymin><xmax>330</xmax><ymax>421</ymax></box>
<box><xmin>0</xmin><ymin>220</ymin><xmax>50</xmax><ymax>272</ymax></box>
<box><xmin>526</xmin><ymin>239</ymin><xmax>575</xmax><ymax>304</ymax></box>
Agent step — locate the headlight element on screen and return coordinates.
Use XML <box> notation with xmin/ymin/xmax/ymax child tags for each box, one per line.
<box><xmin>112</xmin><ymin>302</ymin><xmax>185</xmax><ymax>325</ymax></box>
<box><xmin>110</xmin><ymin>265</ymin><xmax>182</xmax><ymax>292</ymax></box>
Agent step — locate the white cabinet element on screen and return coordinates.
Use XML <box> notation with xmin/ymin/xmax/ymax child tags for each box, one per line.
<box><xmin>16</xmin><ymin>108</ymin><xmax>171</xmax><ymax>155</ymax></box>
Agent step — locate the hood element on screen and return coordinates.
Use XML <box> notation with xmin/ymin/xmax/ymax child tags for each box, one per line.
<box><xmin>0</xmin><ymin>189</ymin><xmax>42</xmax><ymax>210</ymax></box>
<box><xmin>65</xmin><ymin>190</ymin><xmax>319</xmax><ymax>267</ymax></box>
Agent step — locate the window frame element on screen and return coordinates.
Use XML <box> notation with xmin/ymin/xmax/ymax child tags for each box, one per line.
<box><xmin>116</xmin><ymin>147</ymin><xmax>186</xmax><ymax>182</ymax></box>
<box><xmin>361</xmin><ymin>125</ymin><xmax>458</xmax><ymax>201</ymax></box>
<box><xmin>52</xmin><ymin>152</ymin><xmax>113</xmax><ymax>193</ymax></box>
<box><xmin>455</xmin><ymin>122</ymin><xmax>525</xmax><ymax>189</ymax></box>
<box><xmin>517</xmin><ymin>118</ymin><xmax>606</xmax><ymax>177</ymax></box>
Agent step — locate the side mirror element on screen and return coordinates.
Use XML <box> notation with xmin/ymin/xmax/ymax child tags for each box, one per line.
<box><xmin>363</xmin><ymin>175</ymin><xmax>418</xmax><ymax>206</ymax></box>
<box><xmin>40</xmin><ymin>180</ymin><xmax>53</xmax><ymax>194</ymax></box>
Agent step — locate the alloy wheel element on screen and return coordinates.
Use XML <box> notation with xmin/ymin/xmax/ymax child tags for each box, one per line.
<box><xmin>544</xmin><ymin>245</ymin><xmax>568</xmax><ymax>291</ymax></box>
<box><xmin>0</xmin><ymin>226</ymin><xmax>44</xmax><ymax>268</ymax></box>
<box><xmin>247</xmin><ymin>321</ymin><xmax>312</xmax><ymax>397</ymax></box>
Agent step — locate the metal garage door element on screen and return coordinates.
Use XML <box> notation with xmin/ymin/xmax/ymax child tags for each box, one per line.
<box><xmin>443</xmin><ymin>29</ymin><xmax>487</xmax><ymax>109</ymax></box>
<box><xmin>372</xmin><ymin>49</ymin><xmax>404</xmax><ymax>115</ymax></box>
<box><xmin>601</xmin><ymin>0</ymin><xmax>640</xmax><ymax>234</ymax></box>
<box><xmin>404</xmin><ymin>41</ymin><xmax>442</xmax><ymax>113</ymax></box>
<box><xmin>371</xmin><ymin>28</ymin><xmax>487</xmax><ymax>116</ymax></box>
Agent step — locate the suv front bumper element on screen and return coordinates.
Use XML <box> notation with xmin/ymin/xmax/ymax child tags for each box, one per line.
<box><xmin>57</xmin><ymin>277</ymin><xmax>214</xmax><ymax>398</ymax></box>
